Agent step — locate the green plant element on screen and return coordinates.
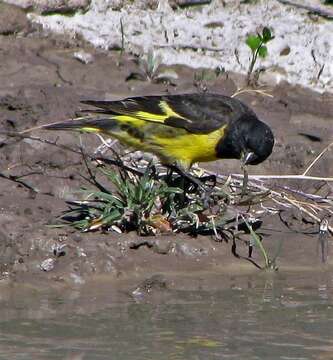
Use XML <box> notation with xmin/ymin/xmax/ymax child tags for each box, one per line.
<box><xmin>116</xmin><ymin>18</ymin><xmax>125</xmax><ymax>67</ymax></box>
<box><xmin>126</xmin><ymin>49</ymin><xmax>178</xmax><ymax>85</ymax></box>
<box><xmin>52</xmin><ymin>159</ymin><xmax>240</xmax><ymax>235</ymax></box>
<box><xmin>243</xmin><ymin>217</ymin><xmax>278</xmax><ymax>270</ymax></box>
<box><xmin>193</xmin><ymin>67</ymin><xmax>225</xmax><ymax>91</ymax></box>
<box><xmin>246</xmin><ymin>27</ymin><xmax>274</xmax><ymax>84</ymax></box>
<box><xmin>51</xmin><ymin>157</ymin><xmax>274</xmax><ymax>268</ymax></box>
<box><xmin>56</xmin><ymin>164</ymin><xmax>182</xmax><ymax>235</ymax></box>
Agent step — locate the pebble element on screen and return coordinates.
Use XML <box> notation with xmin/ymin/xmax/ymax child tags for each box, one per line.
<box><xmin>3</xmin><ymin>0</ymin><xmax>91</xmax><ymax>14</ymax></box>
<box><xmin>40</xmin><ymin>258</ymin><xmax>56</xmax><ymax>272</ymax></box>
<box><xmin>73</xmin><ymin>51</ymin><xmax>94</xmax><ymax>64</ymax></box>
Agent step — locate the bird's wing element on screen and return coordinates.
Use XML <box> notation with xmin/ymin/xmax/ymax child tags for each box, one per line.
<box><xmin>81</xmin><ymin>94</ymin><xmax>248</xmax><ymax>134</ymax></box>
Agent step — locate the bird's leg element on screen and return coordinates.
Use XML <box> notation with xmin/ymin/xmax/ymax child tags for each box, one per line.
<box><xmin>165</xmin><ymin>167</ymin><xmax>174</xmax><ymax>186</ymax></box>
<box><xmin>240</xmin><ymin>151</ymin><xmax>254</xmax><ymax>197</ymax></box>
<box><xmin>164</xmin><ymin>166</ymin><xmax>189</xmax><ymax>204</ymax></box>
<box><xmin>167</xmin><ymin>164</ymin><xmax>216</xmax><ymax>209</ymax></box>
<box><xmin>199</xmin><ymin>174</ymin><xmax>217</xmax><ymax>188</ymax></box>
<box><xmin>197</xmin><ymin>173</ymin><xmax>217</xmax><ymax>207</ymax></box>
<box><xmin>167</xmin><ymin>164</ymin><xmax>205</xmax><ymax>192</ymax></box>
<box><xmin>241</xmin><ymin>164</ymin><xmax>249</xmax><ymax>197</ymax></box>
<box><xmin>163</xmin><ymin>165</ymin><xmax>192</xmax><ymax>206</ymax></box>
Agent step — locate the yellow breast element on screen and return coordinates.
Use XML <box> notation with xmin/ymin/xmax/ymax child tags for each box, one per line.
<box><xmin>99</xmin><ymin>114</ymin><xmax>227</xmax><ymax>169</ymax></box>
<box><xmin>153</xmin><ymin>125</ymin><xmax>227</xmax><ymax>168</ymax></box>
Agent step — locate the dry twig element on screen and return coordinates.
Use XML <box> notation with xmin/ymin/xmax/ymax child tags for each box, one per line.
<box><xmin>231</xmin><ymin>88</ymin><xmax>274</xmax><ymax>98</ymax></box>
<box><xmin>302</xmin><ymin>140</ymin><xmax>333</xmax><ymax>176</ymax></box>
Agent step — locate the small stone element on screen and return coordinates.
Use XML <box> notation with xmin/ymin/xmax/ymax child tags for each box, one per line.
<box><xmin>71</xmin><ymin>233</ymin><xmax>83</xmax><ymax>243</ymax></box>
<box><xmin>12</xmin><ymin>260</ymin><xmax>28</xmax><ymax>273</ymax></box>
<box><xmin>70</xmin><ymin>272</ymin><xmax>85</xmax><ymax>285</ymax></box>
<box><xmin>103</xmin><ymin>0</ymin><xmax>158</xmax><ymax>10</ymax></box>
<box><xmin>204</xmin><ymin>21</ymin><xmax>224</xmax><ymax>29</ymax></box>
<box><xmin>77</xmin><ymin>247</ymin><xmax>87</xmax><ymax>257</ymax></box>
<box><xmin>174</xmin><ymin>241</ymin><xmax>207</xmax><ymax>256</ymax></box>
<box><xmin>104</xmin><ymin>0</ymin><xmax>125</xmax><ymax>11</ymax></box>
<box><xmin>2</xmin><ymin>0</ymin><xmax>32</xmax><ymax>10</ymax></box>
<box><xmin>258</xmin><ymin>66</ymin><xmax>287</xmax><ymax>87</ymax></box>
<box><xmin>73</xmin><ymin>51</ymin><xmax>94</xmax><ymax>64</ymax></box>
<box><xmin>131</xmin><ymin>274</ymin><xmax>168</xmax><ymax>298</ymax></box>
<box><xmin>40</xmin><ymin>258</ymin><xmax>56</xmax><ymax>272</ymax></box>
<box><xmin>3</xmin><ymin>0</ymin><xmax>91</xmax><ymax>14</ymax></box>
<box><xmin>280</xmin><ymin>46</ymin><xmax>291</xmax><ymax>56</ymax></box>
<box><xmin>169</xmin><ymin>0</ymin><xmax>211</xmax><ymax>8</ymax></box>
<box><xmin>152</xmin><ymin>239</ymin><xmax>172</xmax><ymax>254</ymax></box>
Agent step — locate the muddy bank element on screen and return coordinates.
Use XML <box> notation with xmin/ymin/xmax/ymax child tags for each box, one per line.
<box><xmin>23</xmin><ymin>0</ymin><xmax>333</xmax><ymax>93</ymax></box>
<box><xmin>0</xmin><ymin>30</ymin><xmax>332</xmax><ymax>288</ymax></box>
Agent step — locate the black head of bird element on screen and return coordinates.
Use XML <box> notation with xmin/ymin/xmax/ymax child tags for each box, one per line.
<box><xmin>216</xmin><ymin>112</ymin><xmax>274</xmax><ymax>166</ymax></box>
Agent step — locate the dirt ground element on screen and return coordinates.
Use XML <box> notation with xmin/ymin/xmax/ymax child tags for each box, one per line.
<box><xmin>0</xmin><ymin>28</ymin><xmax>332</xmax><ymax>289</ymax></box>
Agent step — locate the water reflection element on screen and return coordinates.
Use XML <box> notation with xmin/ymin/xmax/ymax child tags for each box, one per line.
<box><xmin>0</xmin><ymin>271</ymin><xmax>333</xmax><ymax>360</ymax></box>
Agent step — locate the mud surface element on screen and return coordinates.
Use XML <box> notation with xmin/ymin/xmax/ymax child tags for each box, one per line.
<box><xmin>0</xmin><ymin>30</ymin><xmax>332</xmax><ymax>289</ymax></box>
<box><xmin>27</xmin><ymin>0</ymin><xmax>333</xmax><ymax>93</ymax></box>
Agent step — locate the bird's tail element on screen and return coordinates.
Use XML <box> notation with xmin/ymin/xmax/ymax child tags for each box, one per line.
<box><xmin>43</xmin><ymin>116</ymin><xmax>118</xmax><ymax>134</ymax></box>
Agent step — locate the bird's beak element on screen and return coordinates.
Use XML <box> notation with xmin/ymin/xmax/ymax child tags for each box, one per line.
<box><xmin>242</xmin><ymin>151</ymin><xmax>255</xmax><ymax>166</ymax></box>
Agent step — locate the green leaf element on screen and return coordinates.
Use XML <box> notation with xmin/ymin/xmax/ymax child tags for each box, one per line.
<box><xmin>100</xmin><ymin>209</ymin><xmax>122</xmax><ymax>225</ymax></box>
<box><xmin>161</xmin><ymin>186</ymin><xmax>183</xmax><ymax>194</ymax></box>
<box><xmin>244</xmin><ymin>219</ymin><xmax>269</xmax><ymax>267</ymax></box>
<box><xmin>262</xmin><ymin>27</ymin><xmax>272</xmax><ymax>43</ymax></box>
<box><xmin>90</xmin><ymin>191</ymin><xmax>123</xmax><ymax>206</ymax></box>
<box><xmin>258</xmin><ymin>45</ymin><xmax>268</xmax><ymax>58</ymax></box>
<box><xmin>246</xmin><ymin>35</ymin><xmax>262</xmax><ymax>52</ymax></box>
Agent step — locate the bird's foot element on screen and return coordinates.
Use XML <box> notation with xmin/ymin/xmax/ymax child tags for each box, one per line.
<box><xmin>199</xmin><ymin>174</ymin><xmax>216</xmax><ymax>188</ymax></box>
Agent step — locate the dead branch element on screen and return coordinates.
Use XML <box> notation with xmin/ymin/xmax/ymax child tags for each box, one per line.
<box><xmin>302</xmin><ymin>140</ymin><xmax>333</xmax><ymax>176</ymax></box>
<box><xmin>233</xmin><ymin>174</ymin><xmax>333</xmax><ymax>182</ymax></box>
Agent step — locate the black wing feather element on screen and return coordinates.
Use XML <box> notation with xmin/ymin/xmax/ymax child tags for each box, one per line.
<box><xmin>81</xmin><ymin>96</ymin><xmax>165</xmax><ymax>116</ymax></box>
<box><xmin>81</xmin><ymin>93</ymin><xmax>253</xmax><ymax>134</ymax></box>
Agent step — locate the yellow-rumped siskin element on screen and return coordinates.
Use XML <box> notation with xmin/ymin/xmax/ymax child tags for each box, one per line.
<box><xmin>44</xmin><ymin>93</ymin><xmax>274</xmax><ymax>169</ymax></box>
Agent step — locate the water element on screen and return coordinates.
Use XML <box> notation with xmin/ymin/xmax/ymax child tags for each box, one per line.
<box><xmin>0</xmin><ymin>271</ymin><xmax>333</xmax><ymax>360</ymax></box>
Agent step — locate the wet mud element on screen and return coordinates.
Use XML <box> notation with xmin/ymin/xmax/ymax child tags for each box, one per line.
<box><xmin>0</xmin><ymin>31</ymin><xmax>332</xmax><ymax>290</ymax></box>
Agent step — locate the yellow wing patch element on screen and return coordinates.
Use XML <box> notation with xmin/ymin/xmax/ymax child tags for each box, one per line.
<box><xmin>135</xmin><ymin>111</ymin><xmax>166</xmax><ymax>122</ymax></box>
<box><xmin>113</xmin><ymin>115</ymin><xmax>146</xmax><ymax>127</ymax></box>
<box><xmin>81</xmin><ymin>127</ymin><xmax>102</xmax><ymax>133</ymax></box>
<box><xmin>133</xmin><ymin>100</ymin><xmax>186</xmax><ymax>123</ymax></box>
<box><xmin>159</xmin><ymin>101</ymin><xmax>185</xmax><ymax>119</ymax></box>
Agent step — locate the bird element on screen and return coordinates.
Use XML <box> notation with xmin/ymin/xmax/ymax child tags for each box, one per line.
<box><xmin>43</xmin><ymin>93</ymin><xmax>274</xmax><ymax>177</ymax></box>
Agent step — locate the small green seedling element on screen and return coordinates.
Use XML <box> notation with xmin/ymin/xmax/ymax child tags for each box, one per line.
<box><xmin>193</xmin><ymin>66</ymin><xmax>225</xmax><ymax>92</ymax></box>
<box><xmin>126</xmin><ymin>49</ymin><xmax>178</xmax><ymax>85</ymax></box>
<box><xmin>243</xmin><ymin>218</ymin><xmax>278</xmax><ymax>270</ymax></box>
<box><xmin>246</xmin><ymin>27</ymin><xmax>274</xmax><ymax>84</ymax></box>
<box><xmin>55</xmin><ymin>164</ymin><xmax>182</xmax><ymax>235</ymax></box>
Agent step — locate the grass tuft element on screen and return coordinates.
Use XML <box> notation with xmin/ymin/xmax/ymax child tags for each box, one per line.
<box><xmin>50</xmin><ymin>137</ymin><xmax>333</xmax><ymax>269</ymax></box>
